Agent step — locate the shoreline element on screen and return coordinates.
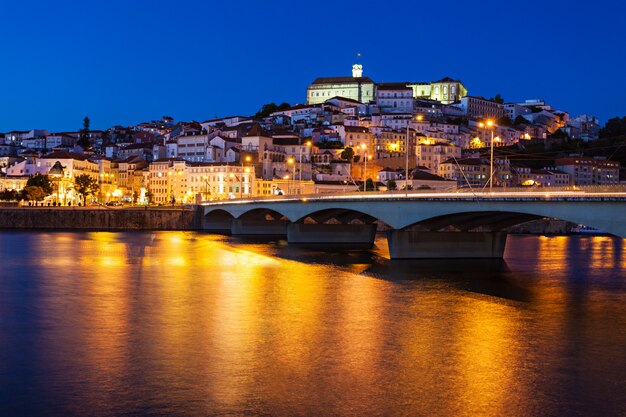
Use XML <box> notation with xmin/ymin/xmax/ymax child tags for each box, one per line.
<box><xmin>0</xmin><ymin>207</ymin><xmax>585</xmax><ymax>235</ymax></box>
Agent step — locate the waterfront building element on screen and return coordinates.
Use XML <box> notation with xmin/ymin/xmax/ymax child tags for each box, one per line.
<box><xmin>148</xmin><ymin>159</ymin><xmax>254</xmax><ymax>204</ymax></box>
<box><xmin>0</xmin><ymin>175</ymin><xmax>27</xmax><ymax>193</ymax></box>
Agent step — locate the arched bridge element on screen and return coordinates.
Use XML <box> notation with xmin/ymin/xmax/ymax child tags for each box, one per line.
<box><xmin>200</xmin><ymin>191</ymin><xmax>626</xmax><ymax>259</ymax></box>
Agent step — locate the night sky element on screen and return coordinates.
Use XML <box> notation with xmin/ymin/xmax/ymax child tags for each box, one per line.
<box><xmin>1</xmin><ymin>0</ymin><xmax>624</xmax><ymax>132</ymax></box>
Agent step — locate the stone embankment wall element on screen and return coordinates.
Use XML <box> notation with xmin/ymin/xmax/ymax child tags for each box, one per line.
<box><xmin>0</xmin><ymin>208</ymin><xmax>202</xmax><ymax>231</ymax></box>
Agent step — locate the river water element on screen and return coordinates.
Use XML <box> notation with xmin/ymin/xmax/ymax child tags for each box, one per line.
<box><xmin>0</xmin><ymin>231</ymin><xmax>625</xmax><ymax>416</ymax></box>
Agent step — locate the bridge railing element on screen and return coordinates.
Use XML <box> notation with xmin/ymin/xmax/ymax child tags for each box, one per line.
<box><xmin>200</xmin><ymin>185</ymin><xmax>626</xmax><ymax>204</ymax></box>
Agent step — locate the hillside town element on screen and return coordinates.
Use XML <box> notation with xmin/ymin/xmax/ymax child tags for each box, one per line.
<box><xmin>0</xmin><ymin>63</ymin><xmax>623</xmax><ymax>206</ymax></box>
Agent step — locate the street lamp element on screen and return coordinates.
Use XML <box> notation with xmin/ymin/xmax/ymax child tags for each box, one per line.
<box><xmin>359</xmin><ymin>144</ymin><xmax>368</xmax><ymax>190</ymax></box>
<box><xmin>287</xmin><ymin>157</ymin><xmax>295</xmax><ymax>195</ymax></box>
<box><xmin>202</xmin><ymin>175</ymin><xmax>209</xmax><ymax>201</ymax></box>
<box><xmin>405</xmin><ymin>124</ymin><xmax>411</xmax><ymax>197</ymax></box>
<box><xmin>479</xmin><ymin>119</ymin><xmax>495</xmax><ymax>192</ymax></box>
<box><xmin>299</xmin><ymin>140</ymin><xmax>312</xmax><ymax>182</ymax></box>
<box><xmin>240</xmin><ymin>155</ymin><xmax>251</xmax><ymax>198</ymax></box>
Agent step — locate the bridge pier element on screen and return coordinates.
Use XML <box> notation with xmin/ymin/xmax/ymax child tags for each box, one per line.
<box><xmin>287</xmin><ymin>223</ymin><xmax>377</xmax><ymax>246</ymax></box>
<box><xmin>387</xmin><ymin>230</ymin><xmax>508</xmax><ymax>259</ymax></box>
<box><xmin>231</xmin><ymin>218</ymin><xmax>288</xmax><ymax>238</ymax></box>
<box><xmin>201</xmin><ymin>213</ymin><xmax>233</xmax><ymax>234</ymax></box>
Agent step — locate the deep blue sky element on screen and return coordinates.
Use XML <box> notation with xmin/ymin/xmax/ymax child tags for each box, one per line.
<box><xmin>1</xmin><ymin>0</ymin><xmax>624</xmax><ymax>132</ymax></box>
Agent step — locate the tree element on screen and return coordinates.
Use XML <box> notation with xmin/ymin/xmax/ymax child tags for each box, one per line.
<box><xmin>74</xmin><ymin>174</ymin><xmax>99</xmax><ymax>204</ymax></box>
<box><xmin>490</xmin><ymin>94</ymin><xmax>504</xmax><ymax>104</ymax></box>
<box><xmin>77</xmin><ymin>116</ymin><xmax>91</xmax><ymax>150</ymax></box>
<box><xmin>145</xmin><ymin>190</ymin><xmax>153</xmax><ymax>205</ymax></box>
<box><xmin>514</xmin><ymin>115</ymin><xmax>529</xmax><ymax>126</ymax></box>
<box><xmin>387</xmin><ymin>180</ymin><xmax>397</xmax><ymax>191</ymax></box>
<box><xmin>600</xmin><ymin>116</ymin><xmax>626</xmax><ymax>138</ymax></box>
<box><xmin>21</xmin><ymin>186</ymin><xmax>46</xmax><ymax>201</ymax></box>
<box><xmin>253</xmin><ymin>102</ymin><xmax>291</xmax><ymax>118</ymax></box>
<box><xmin>316</xmin><ymin>139</ymin><xmax>343</xmax><ymax>149</ymax></box>
<box><xmin>0</xmin><ymin>189</ymin><xmax>20</xmax><ymax>201</ymax></box>
<box><xmin>340</xmin><ymin>147</ymin><xmax>355</xmax><ymax>161</ymax></box>
<box><xmin>26</xmin><ymin>174</ymin><xmax>54</xmax><ymax>196</ymax></box>
<box><xmin>497</xmin><ymin>116</ymin><xmax>512</xmax><ymax>126</ymax></box>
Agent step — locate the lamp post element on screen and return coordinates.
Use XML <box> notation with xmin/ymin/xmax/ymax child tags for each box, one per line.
<box><xmin>405</xmin><ymin>125</ymin><xmax>410</xmax><ymax>197</ymax></box>
<box><xmin>299</xmin><ymin>140</ymin><xmax>311</xmax><ymax>183</ymax></box>
<box><xmin>287</xmin><ymin>157</ymin><xmax>295</xmax><ymax>195</ymax></box>
<box><xmin>405</xmin><ymin>115</ymin><xmax>423</xmax><ymax>196</ymax></box>
<box><xmin>240</xmin><ymin>155</ymin><xmax>251</xmax><ymax>198</ymax></box>
<box><xmin>283</xmin><ymin>175</ymin><xmax>290</xmax><ymax>195</ymax></box>
<box><xmin>202</xmin><ymin>175</ymin><xmax>208</xmax><ymax>201</ymax></box>
<box><xmin>479</xmin><ymin>119</ymin><xmax>495</xmax><ymax>192</ymax></box>
<box><xmin>360</xmin><ymin>144</ymin><xmax>367</xmax><ymax>191</ymax></box>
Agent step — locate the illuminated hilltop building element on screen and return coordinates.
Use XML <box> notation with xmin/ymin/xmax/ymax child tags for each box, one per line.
<box><xmin>307</xmin><ymin>64</ymin><xmax>376</xmax><ymax>105</ymax></box>
<box><xmin>306</xmin><ymin>64</ymin><xmax>467</xmax><ymax>105</ymax></box>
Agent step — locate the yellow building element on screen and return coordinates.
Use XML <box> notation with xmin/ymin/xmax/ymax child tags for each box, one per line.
<box><xmin>148</xmin><ymin>160</ymin><xmax>255</xmax><ymax>204</ymax></box>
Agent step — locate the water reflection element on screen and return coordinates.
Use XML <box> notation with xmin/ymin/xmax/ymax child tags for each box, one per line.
<box><xmin>0</xmin><ymin>232</ymin><xmax>625</xmax><ymax>416</ymax></box>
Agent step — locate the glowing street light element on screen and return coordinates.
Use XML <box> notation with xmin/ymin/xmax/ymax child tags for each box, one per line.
<box><xmin>287</xmin><ymin>157</ymin><xmax>295</xmax><ymax>195</ymax></box>
<box><xmin>479</xmin><ymin>119</ymin><xmax>496</xmax><ymax>192</ymax></box>
<box><xmin>360</xmin><ymin>144</ymin><xmax>368</xmax><ymax>190</ymax></box>
<box><xmin>299</xmin><ymin>140</ymin><xmax>312</xmax><ymax>183</ymax></box>
<box><xmin>240</xmin><ymin>155</ymin><xmax>252</xmax><ymax>198</ymax></box>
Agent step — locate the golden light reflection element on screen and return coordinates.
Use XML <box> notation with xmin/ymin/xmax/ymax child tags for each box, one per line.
<box><xmin>8</xmin><ymin>231</ymin><xmax>625</xmax><ymax>416</ymax></box>
<box><xmin>451</xmin><ymin>297</ymin><xmax>521</xmax><ymax>417</ymax></box>
<box><xmin>589</xmin><ymin>236</ymin><xmax>616</xmax><ymax>269</ymax></box>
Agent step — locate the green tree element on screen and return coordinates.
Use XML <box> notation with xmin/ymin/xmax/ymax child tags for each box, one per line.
<box><xmin>21</xmin><ymin>186</ymin><xmax>46</xmax><ymax>201</ymax></box>
<box><xmin>74</xmin><ymin>174</ymin><xmax>99</xmax><ymax>204</ymax></box>
<box><xmin>145</xmin><ymin>190</ymin><xmax>153</xmax><ymax>205</ymax></box>
<box><xmin>490</xmin><ymin>94</ymin><xmax>504</xmax><ymax>104</ymax></box>
<box><xmin>600</xmin><ymin>116</ymin><xmax>626</xmax><ymax>138</ymax></box>
<box><xmin>0</xmin><ymin>189</ymin><xmax>20</xmax><ymax>201</ymax></box>
<box><xmin>497</xmin><ymin>116</ymin><xmax>512</xmax><ymax>126</ymax></box>
<box><xmin>26</xmin><ymin>174</ymin><xmax>54</xmax><ymax>196</ymax></box>
<box><xmin>514</xmin><ymin>115</ymin><xmax>528</xmax><ymax>126</ymax></box>
<box><xmin>77</xmin><ymin>116</ymin><xmax>91</xmax><ymax>150</ymax></box>
<box><xmin>387</xmin><ymin>180</ymin><xmax>397</xmax><ymax>191</ymax></box>
<box><xmin>316</xmin><ymin>139</ymin><xmax>343</xmax><ymax>149</ymax></box>
<box><xmin>253</xmin><ymin>102</ymin><xmax>291</xmax><ymax>118</ymax></box>
<box><xmin>340</xmin><ymin>147</ymin><xmax>355</xmax><ymax>161</ymax></box>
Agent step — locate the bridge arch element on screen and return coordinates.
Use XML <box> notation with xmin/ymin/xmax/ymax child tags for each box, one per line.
<box><xmin>204</xmin><ymin>208</ymin><xmax>235</xmax><ymax>220</ymax></box>
<box><xmin>236</xmin><ymin>208</ymin><xmax>290</xmax><ymax>222</ymax></box>
<box><xmin>401</xmin><ymin>211</ymin><xmax>545</xmax><ymax>232</ymax></box>
<box><xmin>294</xmin><ymin>207</ymin><xmax>380</xmax><ymax>226</ymax></box>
